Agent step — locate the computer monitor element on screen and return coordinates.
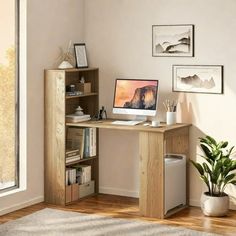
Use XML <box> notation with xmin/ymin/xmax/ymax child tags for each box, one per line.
<box><xmin>113</xmin><ymin>79</ymin><xmax>159</xmax><ymax>118</ymax></box>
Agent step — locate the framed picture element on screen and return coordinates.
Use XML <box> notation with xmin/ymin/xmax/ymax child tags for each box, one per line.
<box><xmin>74</xmin><ymin>43</ymin><xmax>88</xmax><ymax>68</ymax></box>
<box><xmin>172</xmin><ymin>65</ymin><xmax>223</xmax><ymax>94</ymax></box>
<box><xmin>152</xmin><ymin>24</ymin><xmax>194</xmax><ymax>57</ymax></box>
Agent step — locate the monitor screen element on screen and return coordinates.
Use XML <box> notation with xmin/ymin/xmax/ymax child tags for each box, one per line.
<box><xmin>113</xmin><ymin>79</ymin><xmax>159</xmax><ymax>116</ymax></box>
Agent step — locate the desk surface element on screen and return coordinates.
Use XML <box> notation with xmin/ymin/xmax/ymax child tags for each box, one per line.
<box><xmin>66</xmin><ymin>119</ymin><xmax>191</xmax><ymax>133</ymax></box>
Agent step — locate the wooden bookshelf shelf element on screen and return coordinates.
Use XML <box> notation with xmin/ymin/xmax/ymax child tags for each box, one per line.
<box><xmin>44</xmin><ymin>67</ymin><xmax>99</xmax><ymax>206</ymax></box>
<box><xmin>64</xmin><ymin>67</ymin><xmax>98</xmax><ymax>73</ymax></box>
<box><xmin>66</xmin><ymin>156</ymin><xmax>98</xmax><ymax>166</ymax></box>
<box><xmin>66</xmin><ymin>92</ymin><xmax>98</xmax><ymax>100</ymax></box>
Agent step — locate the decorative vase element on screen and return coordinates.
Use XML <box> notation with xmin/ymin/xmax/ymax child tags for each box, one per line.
<box><xmin>58</xmin><ymin>60</ymin><xmax>73</xmax><ymax>69</ymax></box>
<box><xmin>75</xmin><ymin>106</ymin><xmax>84</xmax><ymax>116</ymax></box>
<box><xmin>200</xmin><ymin>192</ymin><xmax>229</xmax><ymax>217</ymax></box>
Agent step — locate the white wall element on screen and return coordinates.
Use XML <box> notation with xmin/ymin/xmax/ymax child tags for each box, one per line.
<box><xmin>0</xmin><ymin>0</ymin><xmax>84</xmax><ymax>215</ymax></box>
<box><xmin>84</xmin><ymin>0</ymin><xmax>236</xmax><ymax>207</ymax></box>
<box><xmin>2</xmin><ymin>0</ymin><xmax>236</xmax><ymax>215</ymax></box>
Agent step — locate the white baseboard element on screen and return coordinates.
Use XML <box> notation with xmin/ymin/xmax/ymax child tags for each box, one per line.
<box><xmin>99</xmin><ymin>186</ymin><xmax>139</xmax><ymax>198</ymax></box>
<box><xmin>0</xmin><ymin>196</ymin><xmax>44</xmax><ymax>216</ymax></box>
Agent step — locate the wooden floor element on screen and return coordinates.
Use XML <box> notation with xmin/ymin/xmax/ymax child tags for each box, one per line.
<box><xmin>0</xmin><ymin>194</ymin><xmax>236</xmax><ymax>235</ymax></box>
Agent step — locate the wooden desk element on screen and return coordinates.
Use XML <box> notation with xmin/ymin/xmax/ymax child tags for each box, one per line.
<box><xmin>67</xmin><ymin>119</ymin><xmax>191</xmax><ymax>219</ymax></box>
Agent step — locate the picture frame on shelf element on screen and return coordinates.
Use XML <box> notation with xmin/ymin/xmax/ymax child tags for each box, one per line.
<box><xmin>152</xmin><ymin>24</ymin><xmax>194</xmax><ymax>57</ymax></box>
<box><xmin>172</xmin><ymin>65</ymin><xmax>223</xmax><ymax>94</ymax></box>
<box><xmin>74</xmin><ymin>43</ymin><xmax>88</xmax><ymax>68</ymax></box>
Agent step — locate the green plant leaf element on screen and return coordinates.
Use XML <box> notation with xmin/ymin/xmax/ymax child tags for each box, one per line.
<box><xmin>229</xmin><ymin>180</ymin><xmax>236</xmax><ymax>185</ymax></box>
<box><xmin>199</xmin><ymin>155</ymin><xmax>214</xmax><ymax>165</ymax></box>
<box><xmin>216</xmin><ymin>141</ymin><xmax>228</xmax><ymax>149</ymax></box>
<box><xmin>205</xmin><ymin>135</ymin><xmax>217</xmax><ymax>146</ymax></box>
<box><xmin>200</xmin><ymin>175</ymin><xmax>210</xmax><ymax>193</ymax></box>
<box><xmin>190</xmin><ymin>160</ymin><xmax>204</xmax><ymax>175</ymax></box>
<box><xmin>203</xmin><ymin>162</ymin><xmax>211</xmax><ymax>174</ymax></box>
<box><xmin>224</xmin><ymin>173</ymin><xmax>236</xmax><ymax>184</ymax></box>
<box><xmin>226</xmin><ymin>146</ymin><xmax>235</xmax><ymax>158</ymax></box>
<box><xmin>200</xmin><ymin>144</ymin><xmax>215</xmax><ymax>161</ymax></box>
<box><xmin>229</xmin><ymin>160</ymin><xmax>236</xmax><ymax>171</ymax></box>
<box><xmin>199</xmin><ymin>137</ymin><xmax>211</xmax><ymax>148</ymax></box>
<box><xmin>212</xmin><ymin>161</ymin><xmax>222</xmax><ymax>185</ymax></box>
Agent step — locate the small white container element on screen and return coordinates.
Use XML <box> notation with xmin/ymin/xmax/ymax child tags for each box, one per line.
<box><xmin>166</xmin><ymin>112</ymin><xmax>176</xmax><ymax>125</ymax></box>
<box><xmin>151</xmin><ymin>120</ymin><xmax>160</xmax><ymax>127</ymax></box>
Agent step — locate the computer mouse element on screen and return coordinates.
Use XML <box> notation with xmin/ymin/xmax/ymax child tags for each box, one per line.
<box><xmin>143</xmin><ymin>123</ymin><xmax>150</xmax><ymax>126</ymax></box>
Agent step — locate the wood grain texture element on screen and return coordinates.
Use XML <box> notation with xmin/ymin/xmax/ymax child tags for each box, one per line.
<box><xmin>139</xmin><ymin>132</ymin><xmax>164</xmax><ymax>218</ymax></box>
<box><xmin>45</xmin><ymin>68</ymin><xmax>99</xmax><ymax>206</ymax></box>
<box><xmin>1</xmin><ymin>195</ymin><xmax>236</xmax><ymax>236</ymax></box>
<box><xmin>164</xmin><ymin>127</ymin><xmax>189</xmax><ymax>155</ymax></box>
<box><xmin>66</xmin><ymin>119</ymin><xmax>190</xmax><ymax>133</ymax></box>
<box><xmin>44</xmin><ymin>70</ymin><xmax>66</xmax><ymax>205</ymax></box>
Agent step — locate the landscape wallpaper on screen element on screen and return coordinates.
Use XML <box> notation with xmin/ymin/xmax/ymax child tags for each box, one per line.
<box><xmin>114</xmin><ymin>80</ymin><xmax>158</xmax><ymax>109</ymax></box>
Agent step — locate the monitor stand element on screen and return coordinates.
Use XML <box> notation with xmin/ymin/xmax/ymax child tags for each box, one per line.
<box><xmin>111</xmin><ymin>115</ymin><xmax>148</xmax><ymax>126</ymax></box>
<box><xmin>134</xmin><ymin>115</ymin><xmax>147</xmax><ymax>122</ymax></box>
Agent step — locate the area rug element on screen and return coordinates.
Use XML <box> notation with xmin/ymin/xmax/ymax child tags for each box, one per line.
<box><xmin>0</xmin><ymin>208</ymin><xmax>220</xmax><ymax>236</ymax></box>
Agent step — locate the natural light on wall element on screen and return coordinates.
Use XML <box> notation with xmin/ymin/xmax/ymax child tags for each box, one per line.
<box><xmin>0</xmin><ymin>0</ymin><xmax>18</xmax><ymax>191</ymax></box>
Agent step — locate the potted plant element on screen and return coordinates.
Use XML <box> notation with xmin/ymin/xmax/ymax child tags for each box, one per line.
<box><xmin>191</xmin><ymin>135</ymin><xmax>236</xmax><ymax>216</ymax></box>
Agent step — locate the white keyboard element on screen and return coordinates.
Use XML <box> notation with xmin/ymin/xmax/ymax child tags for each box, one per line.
<box><xmin>111</xmin><ymin>120</ymin><xmax>143</xmax><ymax>126</ymax></box>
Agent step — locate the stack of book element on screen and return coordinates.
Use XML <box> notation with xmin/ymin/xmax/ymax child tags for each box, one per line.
<box><xmin>66</xmin><ymin>168</ymin><xmax>77</xmax><ymax>185</ymax></box>
<box><xmin>66</xmin><ymin>149</ymin><xmax>81</xmax><ymax>164</ymax></box>
<box><xmin>75</xmin><ymin>165</ymin><xmax>91</xmax><ymax>184</ymax></box>
<box><xmin>66</xmin><ymin>128</ymin><xmax>84</xmax><ymax>158</ymax></box>
<box><xmin>66</xmin><ymin>114</ymin><xmax>91</xmax><ymax>123</ymax></box>
<box><xmin>66</xmin><ymin>127</ymin><xmax>96</xmax><ymax>159</ymax></box>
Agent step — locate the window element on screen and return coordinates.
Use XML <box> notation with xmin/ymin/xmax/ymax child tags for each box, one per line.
<box><xmin>0</xmin><ymin>0</ymin><xmax>19</xmax><ymax>192</ymax></box>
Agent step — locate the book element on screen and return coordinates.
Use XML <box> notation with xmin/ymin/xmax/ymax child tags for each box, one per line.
<box><xmin>66</xmin><ymin>114</ymin><xmax>91</xmax><ymax>123</ymax></box>
<box><xmin>67</xmin><ymin>128</ymin><xmax>85</xmax><ymax>158</ymax></box>
<box><xmin>92</xmin><ymin>127</ymin><xmax>96</xmax><ymax>156</ymax></box>
<box><xmin>65</xmin><ymin>169</ymin><xmax>69</xmax><ymax>185</ymax></box>
<box><xmin>75</xmin><ymin>165</ymin><xmax>91</xmax><ymax>184</ymax></box>
<box><xmin>83</xmin><ymin>128</ymin><xmax>90</xmax><ymax>158</ymax></box>
<box><xmin>66</xmin><ymin>149</ymin><xmax>80</xmax><ymax>158</ymax></box>
<box><xmin>89</xmin><ymin>128</ymin><xmax>93</xmax><ymax>157</ymax></box>
<box><xmin>66</xmin><ymin>155</ymin><xmax>81</xmax><ymax>160</ymax></box>
<box><xmin>66</xmin><ymin>155</ymin><xmax>81</xmax><ymax>164</ymax></box>
<box><xmin>89</xmin><ymin>128</ymin><xmax>97</xmax><ymax>156</ymax></box>
<box><xmin>66</xmin><ymin>168</ymin><xmax>77</xmax><ymax>185</ymax></box>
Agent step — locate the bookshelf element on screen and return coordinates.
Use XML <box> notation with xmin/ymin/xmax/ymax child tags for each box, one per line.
<box><xmin>44</xmin><ymin>68</ymin><xmax>99</xmax><ymax>205</ymax></box>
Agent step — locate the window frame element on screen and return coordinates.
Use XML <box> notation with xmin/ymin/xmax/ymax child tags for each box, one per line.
<box><xmin>0</xmin><ymin>0</ymin><xmax>20</xmax><ymax>194</ymax></box>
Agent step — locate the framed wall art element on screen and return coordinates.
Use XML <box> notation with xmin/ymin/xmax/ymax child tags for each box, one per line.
<box><xmin>152</xmin><ymin>24</ymin><xmax>194</xmax><ymax>57</ymax></box>
<box><xmin>172</xmin><ymin>65</ymin><xmax>223</xmax><ymax>94</ymax></box>
<box><xmin>74</xmin><ymin>43</ymin><xmax>88</xmax><ymax>68</ymax></box>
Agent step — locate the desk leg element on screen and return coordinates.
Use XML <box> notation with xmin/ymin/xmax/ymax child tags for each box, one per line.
<box><xmin>139</xmin><ymin>132</ymin><xmax>164</xmax><ymax>218</ymax></box>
